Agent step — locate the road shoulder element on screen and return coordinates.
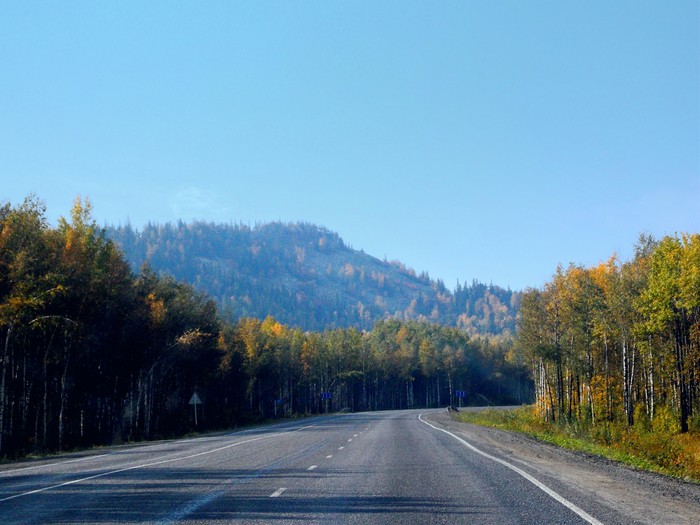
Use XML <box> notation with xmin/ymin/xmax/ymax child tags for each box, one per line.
<box><xmin>423</xmin><ymin>409</ymin><xmax>700</xmax><ymax>525</ymax></box>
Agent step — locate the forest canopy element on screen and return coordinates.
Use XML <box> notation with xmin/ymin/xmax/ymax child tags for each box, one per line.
<box><xmin>0</xmin><ymin>196</ymin><xmax>529</xmax><ymax>458</ymax></box>
<box><xmin>517</xmin><ymin>233</ymin><xmax>700</xmax><ymax>434</ymax></box>
<box><xmin>4</xmin><ymin>194</ymin><xmax>694</xmax><ymax>463</ymax></box>
<box><xmin>107</xmin><ymin>221</ymin><xmax>520</xmax><ymax>336</ymax></box>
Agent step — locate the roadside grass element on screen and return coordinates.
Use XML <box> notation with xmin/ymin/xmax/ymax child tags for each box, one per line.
<box><xmin>455</xmin><ymin>406</ymin><xmax>700</xmax><ymax>483</ymax></box>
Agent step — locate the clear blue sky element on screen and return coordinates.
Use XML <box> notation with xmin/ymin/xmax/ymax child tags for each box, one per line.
<box><xmin>2</xmin><ymin>1</ymin><xmax>698</xmax><ymax>290</ymax></box>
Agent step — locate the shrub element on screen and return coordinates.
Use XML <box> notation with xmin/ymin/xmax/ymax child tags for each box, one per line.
<box><xmin>633</xmin><ymin>404</ymin><xmax>652</xmax><ymax>433</ymax></box>
<box><xmin>652</xmin><ymin>406</ymin><xmax>681</xmax><ymax>434</ymax></box>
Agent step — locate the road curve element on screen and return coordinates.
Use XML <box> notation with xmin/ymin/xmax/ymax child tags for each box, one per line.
<box><xmin>0</xmin><ymin>409</ymin><xmax>679</xmax><ymax>524</ymax></box>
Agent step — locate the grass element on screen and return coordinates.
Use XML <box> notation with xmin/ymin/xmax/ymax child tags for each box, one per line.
<box><xmin>455</xmin><ymin>406</ymin><xmax>700</xmax><ymax>483</ymax></box>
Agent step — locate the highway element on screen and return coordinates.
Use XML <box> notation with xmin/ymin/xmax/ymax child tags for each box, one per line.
<box><xmin>0</xmin><ymin>409</ymin><xmax>667</xmax><ymax>524</ymax></box>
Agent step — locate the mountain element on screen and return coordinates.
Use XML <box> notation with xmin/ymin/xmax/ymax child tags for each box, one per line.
<box><xmin>107</xmin><ymin>221</ymin><xmax>520</xmax><ymax>334</ymax></box>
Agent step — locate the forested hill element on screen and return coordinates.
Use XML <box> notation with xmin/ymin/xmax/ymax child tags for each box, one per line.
<box><xmin>107</xmin><ymin>221</ymin><xmax>520</xmax><ymax>334</ymax></box>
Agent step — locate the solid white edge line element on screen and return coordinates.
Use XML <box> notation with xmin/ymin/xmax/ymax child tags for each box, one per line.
<box><xmin>418</xmin><ymin>414</ymin><xmax>603</xmax><ymax>525</ymax></box>
<box><xmin>0</xmin><ymin>424</ymin><xmax>315</xmax><ymax>503</ymax></box>
<box><xmin>0</xmin><ymin>454</ymin><xmax>110</xmax><ymax>476</ymax></box>
<box><xmin>1</xmin><ymin>419</ymin><xmax>315</xmax><ymax>477</ymax></box>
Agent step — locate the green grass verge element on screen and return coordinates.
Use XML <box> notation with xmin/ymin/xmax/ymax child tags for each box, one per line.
<box><xmin>454</xmin><ymin>406</ymin><xmax>700</xmax><ymax>483</ymax></box>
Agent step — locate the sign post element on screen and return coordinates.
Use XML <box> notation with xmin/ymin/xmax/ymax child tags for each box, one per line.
<box><xmin>321</xmin><ymin>392</ymin><xmax>332</xmax><ymax>413</ymax></box>
<box><xmin>189</xmin><ymin>392</ymin><xmax>202</xmax><ymax>426</ymax></box>
<box><xmin>455</xmin><ymin>390</ymin><xmax>465</xmax><ymax>408</ymax></box>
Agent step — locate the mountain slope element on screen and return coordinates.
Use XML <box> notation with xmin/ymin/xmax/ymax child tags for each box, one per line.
<box><xmin>107</xmin><ymin>221</ymin><xmax>519</xmax><ymax>334</ymax></box>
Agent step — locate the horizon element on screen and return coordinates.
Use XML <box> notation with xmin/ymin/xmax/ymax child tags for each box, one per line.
<box><xmin>12</xmin><ymin>193</ymin><xmax>690</xmax><ymax>294</ymax></box>
<box><xmin>105</xmin><ymin>214</ymin><xmax>516</xmax><ymax>290</ymax></box>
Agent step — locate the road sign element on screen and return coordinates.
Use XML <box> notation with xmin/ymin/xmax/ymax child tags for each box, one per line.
<box><xmin>321</xmin><ymin>392</ymin><xmax>332</xmax><ymax>400</ymax></box>
<box><xmin>455</xmin><ymin>390</ymin><xmax>466</xmax><ymax>408</ymax></box>
<box><xmin>189</xmin><ymin>392</ymin><xmax>202</xmax><ymax>426</ymax></box>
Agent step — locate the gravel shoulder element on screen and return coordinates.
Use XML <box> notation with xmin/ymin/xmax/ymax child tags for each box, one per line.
<box><xmin>424</xmin><ymin>409</ymin><xmax>700</xmax><ymax>525</ymax></box>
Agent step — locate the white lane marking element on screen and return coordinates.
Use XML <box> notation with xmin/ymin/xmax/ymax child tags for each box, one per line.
<box><xmin>0</xmin><ymin>420</ymin><xmax>316</xmax><ymax>477</ymax></box>
<box><xmin>338</xmin><ymin>446</ymin><xmax>344</xmax><ymax>450</ymax></box>
<box><xmin>347</xmin><ymin>438</ymin><xmax>352</xmax><ymax>442</ymax></box>
<box><xmin>0</xmin><ymin>424</ymin><xmax>315</xmax><ymax>503</ymax></box>
<box><xmin>418</xmin><ymin>414</ymin><xmax>603</xmax><ymax>525</ymax></box>
<box><xmin>156</xmin><ymin>490</ymin><xmax>222</xmax><ymax>525</ymax></box>
<box><xmin>326</xmin><ymin>455</ymin><xmax>333</xmax><ymax>459</ymax></box>
<box><xmin>0</xmin><ymin>454</ymin><xmax>109</xmax><ymax>476</ymax></box>
<box><xmin>270</xmin><ymin>487</ymin><xmax>287</xmax><ymax>497</ymax></box>
<box><xmin>307</xmin><ymin>465</ymin><xmax>317</xmax><ymax>471</ymax></box>
<box><xmin>353</xmin><ymin>434</ymin><xmax>358</xmax><ymax>437</ymax></box>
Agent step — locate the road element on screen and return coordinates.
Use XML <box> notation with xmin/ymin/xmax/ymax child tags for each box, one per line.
<box><xmin>0</xmin><ymin>409</ymin><xmax>697</xmax><ymax>524</ymax></box>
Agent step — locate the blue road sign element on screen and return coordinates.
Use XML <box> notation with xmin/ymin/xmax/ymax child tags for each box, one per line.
<box><xmin>321</xmin><ymin>392</ymin><xmax>332</xmax><ymax>400</ymax></box>
<box><xmin>456</xmin><ymin>390</ymin><xmax>466</xmax><ymax>398</ymax></box>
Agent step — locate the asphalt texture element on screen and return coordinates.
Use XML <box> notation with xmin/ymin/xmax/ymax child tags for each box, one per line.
<box><xmin>0</xmin><ymin>409</ymin><xmax>619</xmax><ymax>524</ymax></box>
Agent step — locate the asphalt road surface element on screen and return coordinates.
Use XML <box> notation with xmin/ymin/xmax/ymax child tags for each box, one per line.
<box><xmin>0</xmin><ymin>409</ymin><xmax>696</xmax><ymax>524</ymax></box>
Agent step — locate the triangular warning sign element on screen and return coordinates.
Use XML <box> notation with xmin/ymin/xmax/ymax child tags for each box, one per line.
<box><xmin>189</xmin><ymin>392</ymin><xmax>202</xmax><ymax>405</ymax></box>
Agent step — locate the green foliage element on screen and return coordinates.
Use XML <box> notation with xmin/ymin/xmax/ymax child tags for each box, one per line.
<box><xmin>516</xmin><ymin>232</ymin><xmax>700</xmax><ymax>440</ymax></box>
<box><xmin>0</xmin><ymin>196</ymin><xmax>533</xmax><ymax>460</ymax></box>
<box><xmin>652</xmin><ymin>405</ymin><xmax>681</xmax><ymax>434</ymax></box>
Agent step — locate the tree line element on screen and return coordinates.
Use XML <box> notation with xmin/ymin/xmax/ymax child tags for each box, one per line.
<box><xmin>0</xmin><ymin>196</ymin><xmax>530</xmax><ymax>458</ymax></box>
<box><xmin>517</xmin><ymin>234</ymin><xmax>700</xmax><ymax>433</ymax></box>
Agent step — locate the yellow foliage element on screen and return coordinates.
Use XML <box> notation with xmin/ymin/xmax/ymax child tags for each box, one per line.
<box><xmin>146</xmin><ymin>292</ymin><xmax>166</xmax><ymax>326</ymax></box>
<box><xmin>261</xmin><ymin>316</ymin><xmax>285</xmax><ymax>338</ymax></box>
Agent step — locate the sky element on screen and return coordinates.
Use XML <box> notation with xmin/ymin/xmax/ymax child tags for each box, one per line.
<box><xmin>2</xmin><ymin>1</ymin><xmax>699</xmax><ymax>291</ymax></box>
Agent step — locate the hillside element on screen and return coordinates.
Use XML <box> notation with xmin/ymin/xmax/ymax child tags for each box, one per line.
<box><xmin>107</xmin><ymin>221</ymin><xmax>520</xmax><ymax>334</ymax></box>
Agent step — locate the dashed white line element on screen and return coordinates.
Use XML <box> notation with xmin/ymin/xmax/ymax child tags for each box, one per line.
<box><xmin>270</xmin><ymin>488</ymin><xmax>287</xmax><ymax>498</ymax></box>
<box><xmin>338</xmin><ymin>446</ymin><xmax>344</xmax><ymax>450</ymax></box>
<box><xmin>418</xmin><ymin>414</ymin><xmax>603</xmax><ymax>525</ymax></box>
<box><xmin>326</xmin><ymin>455</ymin><xmax>333</xmax><ymax>459</ymax></box>
<box><xmin>307</xmin><ymin>465</ymin><xmax>317</xmax><ymax>471</ymax></box>
<box><xmin>348</xmin><ymin>438</ymin><xmax>352</xmax><ymax>442</ymax></box>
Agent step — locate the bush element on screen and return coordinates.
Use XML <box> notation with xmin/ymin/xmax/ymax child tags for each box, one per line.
<box><xmin>623</xmin><ymin>429</ymin><xmax>683</xmax><ymax>470</ymax></box>
<box><xmin>633</xmin><ymin>404</ymin><xmax>652</xmax><ymax>433</ymax></box>
<box><xmin>591</xmin><ymin>422</ymin><xmax>623</xmax><ymax>446</ymax></box>
<box><xmin>688</xmin><ymin>414</ymin><xmax>700</xmax><ymax>432</ymax></box>
<box><xmin>652</xmin><ymin>406</ymin><xmax>681</xmax><ymax>434</ymax></box>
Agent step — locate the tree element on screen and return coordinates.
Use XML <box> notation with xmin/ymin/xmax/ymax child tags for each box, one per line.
<box><xmin>639</xmin><ymin>234</ymin><xmax>700</xmax><ymax>432</ymax></box>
